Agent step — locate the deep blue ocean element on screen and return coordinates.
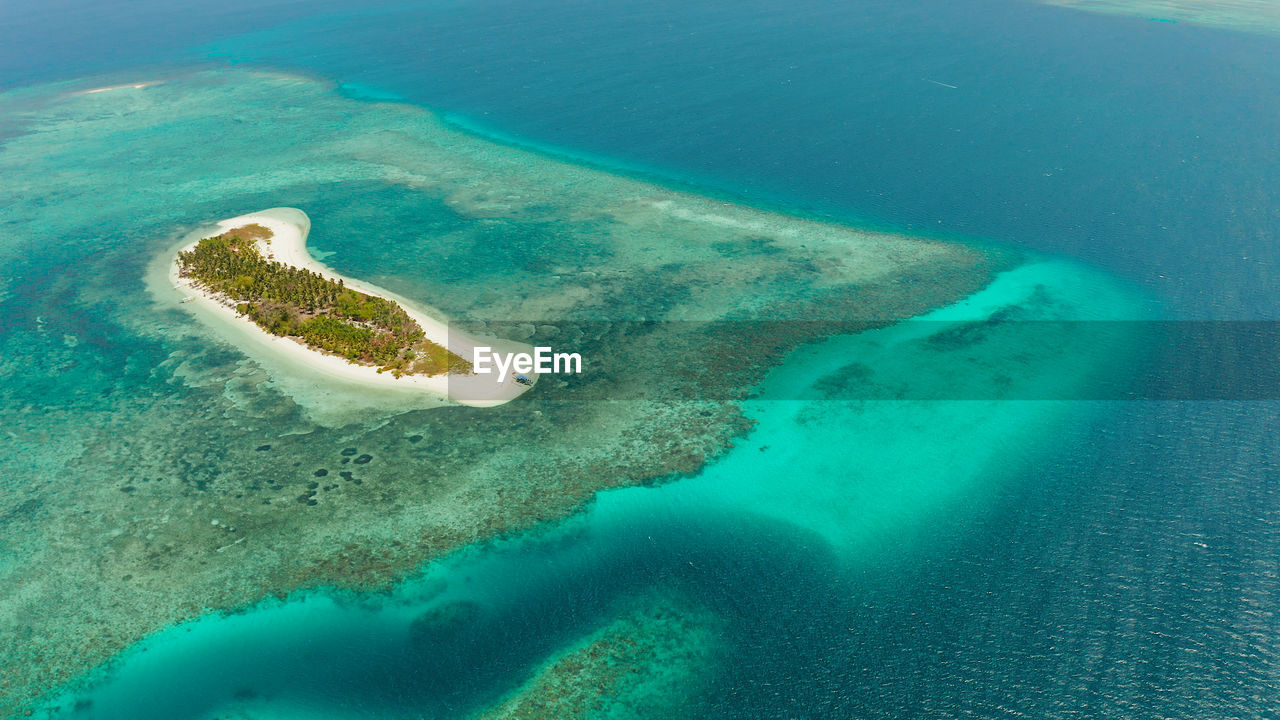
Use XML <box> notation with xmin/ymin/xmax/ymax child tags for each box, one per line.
<box><xmin>4</xmin><ymin>0</ymin><xmax>1280</xmax><ymax>717</ymax></box>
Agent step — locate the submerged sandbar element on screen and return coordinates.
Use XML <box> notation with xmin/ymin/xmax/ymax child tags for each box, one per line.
<box><xmin>1041</xmin><ymin>0</ymin><xmax>1280</xmax><ymax>34</ymax></box>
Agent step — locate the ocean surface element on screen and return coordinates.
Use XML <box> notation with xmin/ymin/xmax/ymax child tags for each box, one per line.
<box><xmin>3</xmin><ymin>0</ymin><xmax>1279</xmax><ymax>718</ymax></box>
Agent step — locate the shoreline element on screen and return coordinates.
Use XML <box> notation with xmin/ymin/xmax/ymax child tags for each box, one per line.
<box><xmin>168</xmin><ymin>207</ymin><xmax>534</xmax><ymax>408</ymax></box>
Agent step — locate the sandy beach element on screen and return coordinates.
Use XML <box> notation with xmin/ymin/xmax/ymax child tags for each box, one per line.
<box><xmin>169</xmin><ymin>208</ymin><xmax>533</xmax><ymax>407</ymax></box>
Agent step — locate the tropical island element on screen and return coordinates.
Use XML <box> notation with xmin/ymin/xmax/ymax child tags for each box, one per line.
<box><xmin>171</xmin><ymin>208</ymin><xmax>532</xmax><ymax>407</ymax></box>
<box><xmin>179</xmin><ymin>223</ymin><xmax>469</xmax><ymax>376</ymax></box>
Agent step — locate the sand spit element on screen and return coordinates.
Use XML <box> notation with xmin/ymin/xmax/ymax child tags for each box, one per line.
<box><xmin>166</xmin><ymin>207</ymin><xmax>533</xmax><ymax>410</ymax></box>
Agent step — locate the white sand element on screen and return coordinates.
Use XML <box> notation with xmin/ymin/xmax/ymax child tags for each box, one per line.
<box><xmin>169</xmin><ymin>208</ymin><xmax>533</xmax><ymax>408</ymax></box>
<box><xmin>77</xmin><ymin>82</ymin><xmax>158</xmax><ymax>95</ymax></box>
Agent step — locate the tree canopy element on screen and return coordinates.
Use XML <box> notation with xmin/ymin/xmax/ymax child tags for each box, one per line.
<box><xmin>179</xmin><ymin>227</ymin><xmax>471</xmax><ymax>376</ymax></box>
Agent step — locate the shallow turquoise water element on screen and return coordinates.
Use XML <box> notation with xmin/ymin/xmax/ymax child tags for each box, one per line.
<box><xmin>5</xmin><ymin>0</ymin><xmax>1280</xmax><ymax>717</ymax></box>
<box><xmin>33</xmin><ymin>248</ymin><xmax>1153</xmax><ymax>718</ymax></box>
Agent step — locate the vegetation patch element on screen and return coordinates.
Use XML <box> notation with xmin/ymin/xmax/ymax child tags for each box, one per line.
<box><xmin>178</xmin><ymin>226</ymin><xmax>472</xmax><ymax>375</ymax></box>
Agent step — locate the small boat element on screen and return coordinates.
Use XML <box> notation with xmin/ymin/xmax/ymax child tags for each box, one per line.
<box><xmin>179</xmin><ymin>296</ymin><xmax>194</xmax><ymax>303</ymax></box>
<box><xmin>514</xmin><ymin>374</ymin><xmax>533</xmax><ymax>386</ymax></box>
